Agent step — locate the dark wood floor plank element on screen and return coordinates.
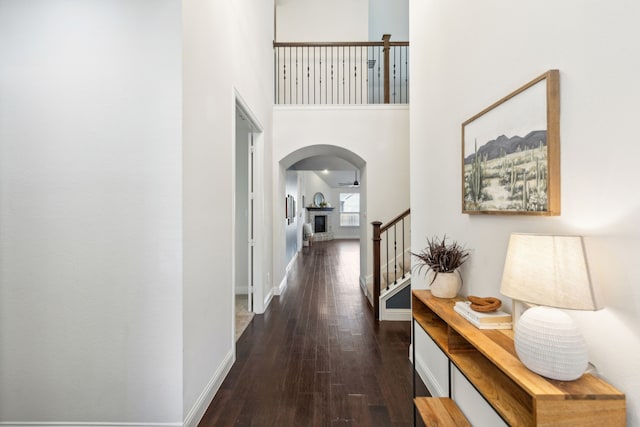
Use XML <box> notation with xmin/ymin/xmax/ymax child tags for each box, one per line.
<box><xmin>198</xmin><ymin>240</ymin><xmax>415</xmax><ymax>427</ymax></box>
<box><xmin>347</xmin><ymin>393</ymin><xmax>373</xmax><ymax>426</ymax></box>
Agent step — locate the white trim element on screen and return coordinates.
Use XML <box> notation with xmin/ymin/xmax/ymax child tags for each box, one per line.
<box><xmin>235</xmin><ymin>91</ymin><xmax>264</xmax><ymax>132</ymax></box>
<box><xmin>286</xmin><ymin>251</ymin><xmax>298</xmax><ymax>272</ymax></box>
<box><xmin>235</xmin><ymin>286</ymin><xmax>249</xmax><ymax>295</ymax></box>
<box><xmin>274</xmin><ymin>252</ymin><xmax>296</xmax><ymax>297</ymax></box>
<box><xmin>274</xmin><ymin>275</ymin><xmax>287</xmax><ymax>296</ymax></box>
<box><xmin>183</xmin><ymin>349</ymin><xmax>235</xmax><ymax>427</ymax></box>
<box><xmin>0</xmin><ymin>423</ymin><xmax>181</xmax><ymax>426</ymax></box>
<box><xmin>235</xmin><ymin>89</ymin><xmax>265</xmax><ymax>315</ymax></box>
<box><xmin>274</xmin><ymin>104</ymin><xmax>409</xmax><ymax>112</ymax></box>
<box><xmin>360</xmin><ymin>275</ymin><xmax>372</xmax><ymax>305</ymax></box>
<box><xmin>379</xmin><ymin>274</ymin><xmax>411</xmax><ymax>300</ymax></box>
<box><xmin>263</xmin><ymin>287</ymin><xmax>274</xmax><ymax>309</ymax></box>
<box><xmin>364</xmin><ymin>273</ymin><xmax>373</xmax><ymax>288</ymax></box>
<box><xmin>378</xmin><ymin>275</ymin><xmax>411</xmax><ymax>320</ymax></box>
<box><xmin>380</xmin><ymin>308</ymin><xmax>411</xmax><ymax>321</ymax></box>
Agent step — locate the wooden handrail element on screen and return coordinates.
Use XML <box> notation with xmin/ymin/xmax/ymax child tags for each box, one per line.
<box><xmin>380</xmin><ymin>208</ymin><xmax>411</xmax><ymax>233</ymax></box>
<box><xmin>273</xmin><ymin>41</ymin><xmax>409</xmax><ymax>48</ymax></box>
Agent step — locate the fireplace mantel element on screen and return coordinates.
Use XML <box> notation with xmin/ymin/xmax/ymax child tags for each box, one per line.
<box><xmin>306</xmin><ymin>207</ymin><xmax>335</xmax><ymax>211</ymax></box>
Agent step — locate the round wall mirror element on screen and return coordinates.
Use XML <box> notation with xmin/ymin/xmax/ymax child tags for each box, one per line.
<box><xmin>313</xmin><ymin>192</ymin><xmax>325</xmax><ymax>206</ymax></box>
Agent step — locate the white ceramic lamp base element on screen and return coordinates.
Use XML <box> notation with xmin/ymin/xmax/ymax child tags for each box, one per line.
<box><xmin>514</xmin><ymin>306</ymin><xmax>588</xmax><ymax>381</ymax></box>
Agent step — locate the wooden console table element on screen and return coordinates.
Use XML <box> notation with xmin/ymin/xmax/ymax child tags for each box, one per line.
<box><xmin>412</xmin><ymin>290</ymin><xmax>625</xmax><ymax>426</ymax></box>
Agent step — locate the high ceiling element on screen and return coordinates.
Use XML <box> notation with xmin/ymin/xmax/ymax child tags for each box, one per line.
<box><xmin>289</xmin><ymin>155</ymin><xmax>360</xmax><ymax>188</ymax></box>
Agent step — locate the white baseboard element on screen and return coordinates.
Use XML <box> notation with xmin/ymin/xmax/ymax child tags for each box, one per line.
<box><xmin>332</xmin><ymin>235</ymin><xmax>360</xmax><ymax>240</ymax></box>
<box><xmin>1</xmin><ymin>422</ymin><xmax>181</xmax><ymax>426</ymax></box>
<box><xmin>263</xmin><ymin>287</ymin><xmax>274</xmax><ymax>309</ymax></box>
<box><xmin>234</xmin><ymin>286</ymin><xmax>249</xmax><ymax>295</ymax></box>
<box><xmin>364</xmin><ymin>273</ymin><xmax>373</xmax><ymax>285</ymax></box>
<box><xmin>360</xmin><ymin>276</ymin><xmax>373</xmax><ymax>306</ymax></box>
<box><xmin>380</xmin><ymin>308</ymin><xmax>411</xmax><ymax>321</ymax></box>
<box><xmin>359</xmin><ymin>276</ymin><xmax>367</xmax><ymax>293</ymax></box>
<box><xmin>274</xmin><ymin>254</ymin><xmax>296</xmax><ymax>298</ymax></box>
<box><xmin>274</xmin><ymin>275</ymin><xmax>287</xmax><ymax>296</ymax></box>
<box><xmin>285</xmin><ymin>252</ymin><xmax>298</xmax><ymax>272</ymax></box>
<box><xmin>183</xmin><ymin>349</ymin><xmax>235</xmax><ymax>427</ymax></box>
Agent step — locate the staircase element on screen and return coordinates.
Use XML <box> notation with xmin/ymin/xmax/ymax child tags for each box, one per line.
<box><xmin>370</xmin><ymin>209</ymin><xmax>412</xmax><ymax>321</ymax></box>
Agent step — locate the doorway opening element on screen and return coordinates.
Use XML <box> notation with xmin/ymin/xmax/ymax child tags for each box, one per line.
<box><xmin>234</xmin><ymin>99</ymin><xmax>262</xmax><ymax>341</ymax></box>
<box><xmin>279</xmin><ymin>145</ymin><xmax>367</xmax><ymax>296</ymax></box>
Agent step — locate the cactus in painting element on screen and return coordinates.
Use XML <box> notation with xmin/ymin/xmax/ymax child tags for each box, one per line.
<box><xmin>468</xmin><ymin>139</ymin><xmax>484</xmax><ymax>204</ymax></box>
<box><xmin>522</xmin><ymin>169</ymin><xmax>529</xmax><ymax>210</ymax></box>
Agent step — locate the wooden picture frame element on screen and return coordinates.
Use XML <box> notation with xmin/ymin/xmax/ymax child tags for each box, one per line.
<box><xmin>462</xmin><ymin>70</ymin><xmax>560</xmax><ymax>215</ymax></box>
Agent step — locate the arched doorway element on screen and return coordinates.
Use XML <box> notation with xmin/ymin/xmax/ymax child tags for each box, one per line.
<box><xmin>278</xmin><ymin>145</ymin><xmax>369</xmax><ymax>299</ymax></box>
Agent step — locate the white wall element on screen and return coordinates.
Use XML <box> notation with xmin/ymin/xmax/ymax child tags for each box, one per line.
<box><xmin>232</xmin><ymin>0</ymin><xmax>276</xmax><ymax>315</ymax></box>
<box><xmin>410</xmin><ymin>0</ymin><xmax>640</xmax><ymax>424</ymax></box>
<box><xmin>0</xmin><ymin>1</ymin><xmax>183</xmax><ymax>423</ymax></box>
<box><xmin>0</xmin><ymin>0</ymin><xmax>275</xmax><ymax>425</ymax></box>
<box><xmin>274</xmin><ymin>106</ymin><xmax>410</xmax><ymax>294</ymax></box>
<box><xmin>276</xmin><ymin>0</ymin><xmax>368</xmax><ymax>41</ymax></box>
<box><xmin>368</xmin><ymin>0</ymin><xmax>409</xmax><ymax>41</ymax></box>
<box><xmin>303</xmin><ymin>171</ymin><xmax>333</xmax><ymax>208</ymax></box>
<box><xmin>182</xmin><ymin>0</ymin><xmax>274</xmax><ymax>423</ymax></box>
<box><xmin>182</xmin><ymin>1</ymin><xmax>235</xmax><ymax>422</ymax></box>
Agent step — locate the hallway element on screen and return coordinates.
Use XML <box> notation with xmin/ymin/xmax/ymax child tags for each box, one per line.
<box><xmin>199</xmin><ymin>240</ymin><xmax>414</xmax><ymax>426</ymax></box>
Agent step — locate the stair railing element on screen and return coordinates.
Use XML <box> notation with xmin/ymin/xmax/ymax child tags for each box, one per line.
<box><xmin>372</xmin><ymin>208</ymin><xmax>410</xmax><ymax>320</ymax></box>
<box><xmin>273</xmin><ymin>34</ymin><xmax>409</xmax><ymax>105</ymax></box>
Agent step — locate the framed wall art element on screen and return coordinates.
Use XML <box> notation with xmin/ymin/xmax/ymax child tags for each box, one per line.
<box><xmin>285</xmin><ymin>194</ymin><xmax>296</xmax><ymax>224</ymax></box>
<box><xmin>462</xmin><ymin>70</ymin><xmax>560</xmax><ymax>215</ymax></box>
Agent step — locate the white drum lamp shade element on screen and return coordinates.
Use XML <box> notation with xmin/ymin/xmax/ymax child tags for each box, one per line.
<box><xmin>500</xmin><ymin>233</ymin><xmax>601</xmax><ymax>381</ymax></box>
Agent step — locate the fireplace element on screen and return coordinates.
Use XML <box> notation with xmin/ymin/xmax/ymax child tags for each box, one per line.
<box><xmin>314</xmin><ymin>215</ymin><xmax>327</xmax><ymax>233</ymax></box>
<box><xmin>306</xmin><ymin>207</ymin><xmax>334</xmax><ymax>241</ymax></box>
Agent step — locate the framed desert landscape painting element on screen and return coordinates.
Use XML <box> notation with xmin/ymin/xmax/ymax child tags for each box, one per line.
<box><xmin>462</xmin><ymin>70</ymin><xmax>560</xmax><ymax>215</ymax></box>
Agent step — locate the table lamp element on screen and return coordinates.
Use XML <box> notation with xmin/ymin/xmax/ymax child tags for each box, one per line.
<box><xmin>500</xmin><ymin>233</ymin><xmax>602</xmax><ymax>381</ymax></box>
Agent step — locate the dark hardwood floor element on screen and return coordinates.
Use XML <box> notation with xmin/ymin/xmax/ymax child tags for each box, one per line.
<box><xmin>199</xmin><ymin>239</ymin><xmax>419</xmax><ymax>426</ymax></box>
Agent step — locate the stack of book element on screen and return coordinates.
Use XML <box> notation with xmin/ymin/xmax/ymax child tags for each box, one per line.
<box><xmin>453</xmin><ymin>301</ymin><xmax>512</xmax><ymax>329</ymax></box>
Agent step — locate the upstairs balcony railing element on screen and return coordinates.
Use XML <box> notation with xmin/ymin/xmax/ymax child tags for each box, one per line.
<box><xmin>274</xmin><ymin>34</ymin><xmax>409</xmax><ymax>105</ymax></box>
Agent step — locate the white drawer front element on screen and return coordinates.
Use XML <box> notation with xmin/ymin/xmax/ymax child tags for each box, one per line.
<box><xmin>451</xmin><ymin>365</ymin><xmax>508</xmax><ymax>427</ymax></box>
<box><xmin>414</xmin><ymin>326</ymin><xmax>449</xmax><ymax>397</ymax></box>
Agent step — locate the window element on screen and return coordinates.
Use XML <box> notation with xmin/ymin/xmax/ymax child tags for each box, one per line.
<box><xmin>340</xmin><ymin>193</ymin><xmax>360</xmax><ymax>227</ymax></box>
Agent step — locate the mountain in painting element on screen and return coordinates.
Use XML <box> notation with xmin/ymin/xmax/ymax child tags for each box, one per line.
<box><xmin>464</xmin><ymin>130</ymin><xmax>547</xmax><ymax>164</ymax></box>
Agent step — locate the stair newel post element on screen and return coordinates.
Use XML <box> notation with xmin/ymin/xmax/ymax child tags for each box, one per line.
<box><xmin>372</xmin><ymin>221</ymin><xmax>383</xmax><ymax>321</ymax></box>
<box><xmin>382</xmin><ymin>34</ymin><xmax>391</xmax><ymax>104</ymax></box>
